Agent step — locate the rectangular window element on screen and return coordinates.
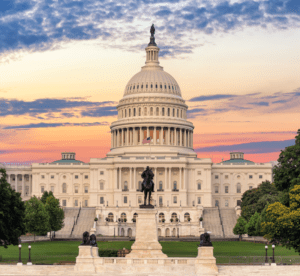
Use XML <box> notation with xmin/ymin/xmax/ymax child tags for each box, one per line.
<box><xmin>100</xmin><ymin>171</ymin><xmax>104</xmax><ymax>175</ymax></box>
<box><xmin>75</xmin><ymin>175</ymin><xmax>78</xmax><ymax>179</ymax></box>
<box><xmin>51</xmin><ymin>175</ymin><xmax>54</xmax><ymax>179</ymax></box>
<box><xmin>249</xmin><ymin>175</ymin><xmax>253</xmax><ymax>179</ymax></box>
<box><xmin>159</xmin><ymin>196</ymin><xmax>163</xmax><ymax>206</ymax></box>
<box><xmin>100</xmin><ymin>197</ymin><xmax>104</xmax><ymax>204</ymax></box>
<box><xmin>259</xmin><ymin>175</ymin><xmax>263</xmax><ymax>179</ymax></box>
<box><xmin>41</xmin><ymin>186</ymin><xmax>44</xmax><ymax>193</ymax></box>
<box><xmin>100</xmin><ymin>182</ymin><xmax>104</xmax><ymax>190</ymax></box>
<box><xmin>124</xmin><ymin>196</ymin><xmax>127</xmax><ymax>204</ymax></box>
<box><xmin>215</xmin><ymin>175</ymin><xmax>219</xmax><ymax>179</ymax></box>
<box><xmin>85</xmin><ymin>175</ymin><xmax>88</xmax><ymax>179</ymax></box>
<box><xmin>215</xmin><ymin>186</ymin><xmax>219</xmax><ymax>193</ymax></box>
<box><xmin>51</xmin><ymin>186</ymin><xmax>54</xmax><ymax>192</ymax></box>
<box><xmin>75</xmin><ymin>200</ymin><xmax>78</xmax><ymax>207</ymax></box>
<box><xmin>138</xmin><ymin>197</ymin><xmax>142</xmax><ymax>204</ymax></box>
<box><xmin>225</xmin><ymin>175</ymin><xmax>228</xmax><ymax>179</ymax></box>
<box><xmin>84</xmin><ymin>200</ymin><xmax>88</xmax><ymax>207</ymax></box>
<box><xmin>63</xmin><ymin>200</ymin><xmax>67</xmax><ymax>207</ymax></box>
<box><xmin>197</xmin><ymin>183</ymin><xmax>201</xmax><ymax>190</ymax></box>
<box><xmin>225</xmin><ymin>200</ymin><xmax>229</xmax><ymax>207</ymax></box>
<box><xmin>249</xmin><ymin>186</ymin><xmax>253</xmax><ymax>190</ymax></box>
<box><xmin>225</xmin><ymin>186</ymin><xmax>229</xmax><ymax>193</ymax></box>
<box><xmin>75</xmin><ymin>186</ymin><xmax>78</xmax><ymax>193</ymax></box>
<box><xmin>84</xmin><ymin>186</ymin><xmax>88</xmax><ymax>193</ymax></box>
<box><xmin>41</xmin><ymin>175</ymin><xmax>45</xmax><ymax>179</ymax></box>
<box><xmin>197</xmin><ymin>197</ymin><xmax>201</xmax><ymax>204</ymax></box>
<box><xmin>173</xmin><ymin>196</ymin><xmax>177</xmax><ymax>204</ymax></box>
<box><xmin>197</xmin><ymin>171</ymin><xmax>201</xmax><ymax>175</ymax></box>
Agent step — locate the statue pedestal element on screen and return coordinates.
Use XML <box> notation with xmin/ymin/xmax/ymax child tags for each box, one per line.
<box><xmin>75</xmin><ymin>246</ymin><xmax>96</xmax><ymax>272</ymax></box>
<box><xmin>126</xmin><ymin>208</ymin><xmax>167</xmax><ymax>259</ymax></box>
<box><xmin>195</xmin><ymin>247</ymin><xmax>218</xmax><ymax>275</ymax></box>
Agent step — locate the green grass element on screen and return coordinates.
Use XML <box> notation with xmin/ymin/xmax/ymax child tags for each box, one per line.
<box><xmin>0</xmin><ymin>241</ymin><xmax>299</xmax><ymax>264</ymax></box>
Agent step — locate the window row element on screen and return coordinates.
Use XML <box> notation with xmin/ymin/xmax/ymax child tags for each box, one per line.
<box><xmin>41</xmin><ymin>175</ymin><xmax>89</xmax><ymax>179</ymax></box>
<box><xmin>214</xmin><ymin>199</ymin><xmax>241</xmax><ymax>208</ymax></box>
<box><xmin>119</xmin><ymin>106</ymin><xmax>185</xmax><ymax>119</ymax></box>
<box><xmin>126</xmin><ymin>83</ymin><xmax>179</xmax><ymax>94</ymax></box>
<box><xmin>40</xmin><ymin>184</ymin><xmax>89</xmax><ymax>194</ymax></box>
<box><xmin>214</xmin><ymin>184</ymin><xmax>253</xmax><ymax>194</ymax></box>
<box><xmin>106</xmin><ymin>212</ymin><xmax>138</xmax><ymax>222</ymax></box>
<box><xmin>61</xmin><ymin>199</ymin><xmax>88</xmax><ymax>207</ymax></box>
<box><xmin>214</xmin><ymin>174</ymin><xmax>263</xmax><ymax>179</ymax></box>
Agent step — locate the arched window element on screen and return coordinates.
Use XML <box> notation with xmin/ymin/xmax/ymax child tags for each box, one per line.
<box><xmin>133</xmin><ymin>108</ymin><xmax>136</xmax><ymax>116</ymax></box>
<box><xmin>108</xmin><ymin>212</ymin><xmax>114</xmax><ymax>222</ymax></box>
<box><xmin>129</xmin><ymin>109</ymin><xmax>131</xmax><ymax>117</ymax></box>
<box><xmin>237</xmin><ymin>183</ymin><xmax>241</xmax><ymax>193</ymax></box>
<box><xmin>151</xmin><ymin>84</ymin><xmax>153</xmax><ymax>89</ymax></box>
<box><xmin>173</xmin><ymin>181</ymin><xmax>177</xmax><ymax>190</ymax></box>
<box><xmin>124</xmin><ymin>181</ymin><xmax>128</xmax><ymax>191</ymax></box>
<box><xmin>62</xmin><ymin>183</ymin><xmax>66</xmax><ymax>193</ymax></box>
<box><xmin>184</xmin><ymin>213</ymin><xmax>190</xmax><ymax>222</ymax></box>
<box><xmin>173</xmin><ymin>108</ymin><xmax>175</xmax><ymax>117</ymax></box>
<box><xmin>156</xmin><ymin>107</ymin><xmax>159</xmax><ymax>116</ymax></box>
<box><xmin>121</xmin><ymin>213</ymin><xmax>127</xmax><ymax>222</ymax></box>
<box><xmin>171</xmin><ymin>213</ymin><xmax>177</xmax><ymax>221</ymax></box>
<box><xmin>139</xmin><ymin>108</ymin><xmax>141</xmax><ymax>116</ymax></box>
<box><xmin>160</xmin><ymin>84</ymin><xmax>162</xmax><ymax>89</ymax></box>
<box><xmin>162</xmin><ymin>108</ymin><xmax>165</xmax><ymax>116</ymax></box>
<box><xmin>166</xmin><ymin>228</ymin><xmax>170</xmax><ymax>237</ymax></box>
<box><xmin>197</xmin><ymin>183</ymin><xmax>201</xmax><ymax>190</ymax></box>
<box><xmin>159</xmin><ymin>213</ymin><xmax>165</xmax><ymax>222</ymax></box>
<box><xmin>144</xmin><ymin>107</ymin><xmax>147</xmax><ymax>116</ymax></box>
<box><xmin>155</xmin><ymin>84</ymin><xmax>157</xmax><ymax>89</ymax></box>
<box><xmin>150</xmin><ymin>107</ymin><xmax>153</xmax><ymax>116</ymax></box>
<box><xmin>168</xmin><ymin>108</ymin><xmax>170</xmax><ymax>116</ymax></box>
<box><xmin>159</xmin><ymin>181</ymin><xmax>163</xmax><ymax>190</ymax></box>
<box><xmin>125</xmin><ymin>109</ymin><xmax>127</xmax><ymax>117</ymax></box>
<box><xmin>133</xmin><ymin>213</ymin><xmax>138</xmax><ymax>219</ymax></box>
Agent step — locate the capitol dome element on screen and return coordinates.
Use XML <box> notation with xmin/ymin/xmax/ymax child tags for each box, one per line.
<box><xmin>108</xmin><ymin>26</ymin><xmax>196</xmax><ymax>158</ymax></box>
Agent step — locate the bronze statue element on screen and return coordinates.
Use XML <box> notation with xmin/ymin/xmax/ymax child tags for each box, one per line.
<box><xmin>150</xmin><ymin>24</ymin><xmax>155</xmax><ymax>37</ymax></box>
<box><xmin>199</xmin><ymin>232</ymin><xmax>212</xmax><ymax>247</ymax></box>
<box><xmin>80</xmin><ymin>231</ymin><xmax>90</xmax><ymax>245</ymax></box>
<box><xmin>90</xmin><ymin>234</ymin><xmax>97</xmax><ymax>247</ymax></box>
<box><xmin>140</xmin><ymin>166</ymin><xmax>155</xmax><ymax>207</ymax></box>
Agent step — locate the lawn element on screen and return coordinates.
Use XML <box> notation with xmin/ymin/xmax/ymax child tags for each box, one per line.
<box><xmin>0</xmin><ymin>241</ymin><xmax>299</xmax><ymax>264</ymax></box>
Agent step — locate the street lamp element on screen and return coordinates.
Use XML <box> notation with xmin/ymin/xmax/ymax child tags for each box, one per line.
<box><xmin>17</xmin><ymin>243</ymin><xmax>22</xmax><ymax>266</ymax></box>
<box><xmin>272</xmin><ymin>244</ymin><xmax>276</xmax><ymax>264</ymax></box>
<box><xmin>27</xmin><ymin>244</ymin><xmax>32</xmax><ymax>265</ymax></box>
<box><xmin>265</xmin><ymin>245</ymin><xmax>268</xmax><ymax>264</ymax></box>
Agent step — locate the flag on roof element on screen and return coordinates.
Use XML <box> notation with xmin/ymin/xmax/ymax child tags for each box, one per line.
<box><xmin>142</xmin><ymin>137</ymin><xmax>151</xmax><ymax>144</ymax></box>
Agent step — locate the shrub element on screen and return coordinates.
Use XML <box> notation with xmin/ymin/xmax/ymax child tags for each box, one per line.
<box><xmin>98</xmin><ymin>249</ymin><xmax>119</xmax><ymax>257</ymax></box>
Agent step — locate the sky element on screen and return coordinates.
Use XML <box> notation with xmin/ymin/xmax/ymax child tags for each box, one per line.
<box><xmin>0</xmin><ymin>0</ymin><xmax>300</xmax><ymax>165</ymax></box>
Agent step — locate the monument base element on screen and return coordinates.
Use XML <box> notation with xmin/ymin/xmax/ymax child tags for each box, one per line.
<box><xmin>195</xmin><ymin>246</ymin><xmax>218</xmax><ymax>275</ymax></box>
<box><xmin>74</xmin><ymin>246</ymin><xmax>96</xmax><ymax>272</ymax></box>
<box><xmin>126</xmin><ymin>208</ymin><xmax>167</xmax><ymax>259</ymax></box>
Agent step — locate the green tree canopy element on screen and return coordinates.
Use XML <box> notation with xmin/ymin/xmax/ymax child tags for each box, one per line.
<box><xmin>241</xmin><ymin>180</ymin><xmax>280</xmax><ymax>221</ymax></box>
<box><xmin>233</xmin><ymin>216</ymin><xmax>247</xmax><ymax>241</ymax></box>
<box><xmin>41</xmin><ymin>191</ymin><xmax>54</xmax><ymax>204</ymax></box>
<box><xmin>25</xmin><ymin>196</ymin><xmax>50</xmax><ymax>241</ymax></box>
<box><xmin>273</xmin><ymin>129</ymin><xmax>300</xmax><ymax>206</ymax></box>
<box><xmin>246</xmin><ymin>212</ymin><xmax>260</xmax><ymax>236</ymax></box>
<box><xmin>45</xmin><ymin>195</ymin><xmax>64</xmax><ymax>238</ymax></box>
<box><xmin>262</xmin><ymin>184</ymin><xmax>300</xmax><ymax>254</ymax></box>
<box><xmin>0</xmin><ymin>168</ymin><xmax>26</xmax><ymax>248</ymax></box>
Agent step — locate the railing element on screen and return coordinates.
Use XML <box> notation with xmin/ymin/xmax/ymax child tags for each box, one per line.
<box><xmin>70</xmin><ymin>206</ymin><xmax>81</xmax><ymax>237</ymax></box>
<box><xmin>217</xmin><ymin>205</ymin><xmax>225</xmax><ymax>238</ymax></box>
<box><xmin>217</xmin><ymin>256</ymin><xmax>300</xmax><ymax>265</ymax></box>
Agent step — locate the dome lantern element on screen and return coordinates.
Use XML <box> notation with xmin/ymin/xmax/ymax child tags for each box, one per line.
<box><xmin>145</xmin><ymin>24</ymin><xmax>160</xmax><ymax>67</ymax></box>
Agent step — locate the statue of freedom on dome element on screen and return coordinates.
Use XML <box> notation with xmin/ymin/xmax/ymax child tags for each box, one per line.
<box><xmin>150</xmin><ymin>24</ymin><xmax>155</xmax><ymax>37</ymax></box>
<box><xmin>140</xmin><ymin>166</ymin><xmax>155</xmax><ymax>208</ymax></box>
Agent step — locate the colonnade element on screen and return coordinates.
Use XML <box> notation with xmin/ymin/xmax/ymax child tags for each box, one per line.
<box><xmin>111</xmin><ymin>126</ymin><xmax>193</xmax><ymax>149</ymax></box>
<box><xmin>6</xmin><ymin>174</ymin><xmax>32</xmax><ymax>196</ymax></box>
<box><xmin>112</xmin><ymin>167</ymin><xmax>188</xmax><ymax>191</ymax></box>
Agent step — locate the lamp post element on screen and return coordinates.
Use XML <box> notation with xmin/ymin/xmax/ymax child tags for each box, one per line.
<box><xmin>17</xmin><ymin>243</ymin><xmax>22</xmax><ymax>266</ymax></box>
<box><xmin>265</xmin><ymin>245</ymin><xmax>268</xmax><ymax>264</ymax></box>
<box><xmin>27</xmin><ymin>244</ymin><xmax>32</xmax><ymax>265</ymax></box>
<box><xmin>272</xmin><ymin>244</ymin><xmax>276</xmax><ymax>264</ymax></box>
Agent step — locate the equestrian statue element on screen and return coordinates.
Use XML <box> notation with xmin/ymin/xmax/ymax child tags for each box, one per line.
<box><xmin>140</xmin><ymin>166</ymin><xmax>155</xmax><ymax>208</ymax></box>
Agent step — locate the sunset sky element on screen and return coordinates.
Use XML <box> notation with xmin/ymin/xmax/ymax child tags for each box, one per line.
<box><xmin>0</xmin><ymin>0</ymin><xmax>299</xmax><ymax>164</ymax></box>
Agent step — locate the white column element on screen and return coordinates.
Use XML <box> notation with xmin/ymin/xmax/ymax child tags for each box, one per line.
<box><xmin>29</xmin><ymin>175</ymin><xmax>32</xmax><ymax>195</ymax></box>
<box><xmin>155</xmin><ymin>168</ymin><xmax>157</xmax><ymax>191</ymax></box>
<box><xmin>111</xmin><ymin>131</ymin><xmax>114</xmax><ymax>148</ymax></box>
<box><xmin>8</xmin><ymin>174</ymin><xmax>11</xmax><ymax>185</ymax></box>
<box><xmin>134</xmin><ymin>168</ymin><xmax>136</xmax><ymax>190</ymax></box>
<box><xmin>180</xmin><ymin>168</ymin><xmax>182</xmax><ymax>190</ymax></box>
<box><xmin>22</xmin><ymin>174</ymin><xmax>25</xmax><ymax>196</ymax></box>
<box><xmin>169</xmin><ymin>167</ymin><xmax>171</xmax><ymax>190</ymax></box>
<box><xmin>187</xmin><ymin>130</ymin><xmax>190</xmax><ymax>148</ymax></box>
<box><xmin>175</xmin><ymin>128</ymin><xmax>177</xmax><ymax>146</ymax></box>
<box><xmin>183</xmin><ymin>168</ymin><xmax>186</xmax><ymax>190</ymax></box>
<box><xmin>140</xmin><ymin>127</ymin><xmax>143</xmax><ymax>145</ymax></box>
<box><xmin>154</xmin><ymin>127</ymin><xmax>157</xmax><ymax>145</ymax></box>
<box><xmin>114</xmin><ymin>168</ymin><xmax>118</xmax><ymax>190</ymax></box>
<box><xmin>119</xmin><ymin>167</ymin><xmax>122</xmax><ymax>190</ymax></box>
<box><xmin>130</xmin><ymin>167</ymin><xmax>132</xmax><ymax>190</ymax></box>
<box><xmin>191</xmin><ymin>131</ymin><xmax>193</xmax><ymax>148</ymax></box>
<box><xmin>165</xmin><ymin>168</ymin><xmax>167</xmax><ymax>190</ymax></box>
<box><xmin>120</xmin><ymin>129</ymin><xmax>123</xmax><ymax>146</ymax></box>
<box><xmin>160</xmin><ymin>127</ymin><xmax>163</xmax><ymax>145</ymax></box>
<box><xmin>167</xmin><ymin>127</ymin><xmax>171</xmax><ymax>145</ymax></box>
<box><xmin>126</xmin><ymin>128</ymin><xmax>129</xmax><ymax>146</ymax></box>
<box><xmin>15</xmin><ymin>175</ymin><xmax>18</xmax><ymax>192</ymax></box>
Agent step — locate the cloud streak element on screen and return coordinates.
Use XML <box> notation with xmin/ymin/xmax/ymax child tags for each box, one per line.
<box><xmin>195</xmin><ymin>139</ymin><xmax>295</xmax><ymax>154</ymax></box>
<box><xmin>0</xmin><ymin>0</ymin><xmax>300</xmax><ymax>59</ymax></box>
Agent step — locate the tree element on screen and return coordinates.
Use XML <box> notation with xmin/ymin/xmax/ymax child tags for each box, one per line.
<box><xmin>25</xmin><ymin>196</ymin><xmax>50</xmax><ymax>242</ymax></box>
<box><xmin>41</xmin><ymin>191</ymin><xmax>54</xmax><ymax>204</ymax></box>
<box><xmin>233</xmin><ymin>216</ymin><xmax>247</xmax><ymax>241</ymax></box>
<box><xmin>241</xmin><ymin>181</ymin><xmax>280</xmax><ymax>221</ymax></box>
<box><xmin>0</xmin><ymin>168</ymin><xmax>26</xmax><ymax>248</ymax></box>
<box><xmin>261</xmin><ymin>185</ymin><xmax>300</xmax><ymax>254</ymax></box>
<box><xmin>45</xmin><ymin>195</ymin><xmax>64</xmax><ymax>239</ymax></box>
<box><xmin>273</xmin><ymin>129</ymin><xmax>300</xmax><ymax>206</ymax></box>
<box><xmin>246</xmin><ymin>212</ymin><xmax>260</xmax><ymax>236</ymax></box>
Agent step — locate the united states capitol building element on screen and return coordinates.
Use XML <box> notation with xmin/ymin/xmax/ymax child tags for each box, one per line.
<box><xmin>1</xmin><ymin>30</ymin><xmax>273</xmax><ymax>238</ymax></box>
